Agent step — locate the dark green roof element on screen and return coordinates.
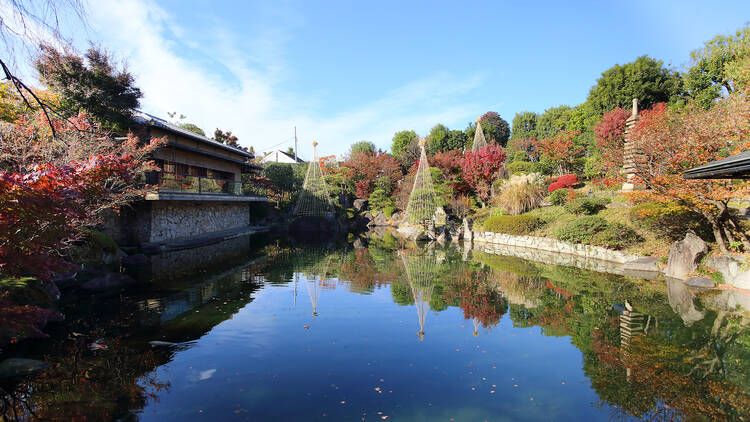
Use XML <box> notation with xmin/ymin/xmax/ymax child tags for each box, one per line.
<box><xmin>683</xmin><ymin>150</ymin><xmax>750</xmax><ymax>179</ymax></box>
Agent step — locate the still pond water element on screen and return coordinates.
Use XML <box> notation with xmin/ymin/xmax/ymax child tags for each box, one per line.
<box><xmin>2</xmin><ymin>234</ymin><xmax>749</xmax><ymax>421</ymax></box>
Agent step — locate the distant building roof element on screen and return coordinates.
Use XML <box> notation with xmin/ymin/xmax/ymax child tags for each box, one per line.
<box><xmin>683</xmin><ymin>150</ymin><xmax>750</xmax><ymax>179</ymax></box>
<box><xmin>133</xmin><ymin>111</ymin><xmax>254</xmax><ymax>159</ymax></box>
<box><xmin>260</xmin><ymin>149</ymin><xmax>306</xmax><ymax>164</ymax></box>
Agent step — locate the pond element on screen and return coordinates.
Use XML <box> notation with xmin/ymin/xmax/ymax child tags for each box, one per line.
<box><xmin>1</xmin><ymin>234</ymin><xmax>748</xmax><ymax>421</ymax></box>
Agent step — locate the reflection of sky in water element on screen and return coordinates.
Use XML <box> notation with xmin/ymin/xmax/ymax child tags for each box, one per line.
<box><xmin>137</xmin><ymin>277</ymin><xmax>615</xmax><ymax>422</ymax></box>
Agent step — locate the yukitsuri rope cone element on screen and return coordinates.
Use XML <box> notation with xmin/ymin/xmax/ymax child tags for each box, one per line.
<box><xmin>404</xmin><ymin>138</ymin><xmax>438</xmax><ymax>227</ymax></box>
<box><xmin>293</xmin><ymin>141</ymin><xmax>333</xmax><ymax>217</ymax></box>
<box><xmin>471</xmin><ymin>117</ymin><xmax>488</xmax><ymax>152</ymax></box>
<box><xmin>399</xmin><ymin>250</ymin><xmax>440</xmax><ymax>341</ymax></box>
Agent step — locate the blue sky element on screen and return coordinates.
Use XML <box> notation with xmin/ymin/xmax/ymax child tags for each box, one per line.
<box><xmin>52</xmin><ymin>0</ymin><xmax>750</xmax><ymax>157</ymax></box>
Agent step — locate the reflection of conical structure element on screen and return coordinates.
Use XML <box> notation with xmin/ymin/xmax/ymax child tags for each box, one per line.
<box><xmin>399</xmin><ymin>250</ymin><xmax>439</xmax><ymax>341</ymax></box>
<box><xmin>404</xmin><ymin>139</ymin><xmax>438</xmax><ymax>227</ymax></box>
<box><xmin>305</xmin><ymin>256</ymin><xmax>332</xmax><ymax>317</ymax></box>
<box><xmin>294</xmin><ymin>141</ymin><xmax>333</xmax><ymax>217</ymax></box>
<box><xmin>471</xmin><ymin>117</ymin><xmax>487</xmax><ymax>152</ymax></box>
<box><xmin>472</xmin><ymin>318</ymin><xmax>480</xmax><ymax>337</ymax></box>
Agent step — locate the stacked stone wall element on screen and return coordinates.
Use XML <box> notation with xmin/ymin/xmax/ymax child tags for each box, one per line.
<box><xmin>150</xmin><ymin>201</ymin><xmax>250</xmax><ymax>242</ymax></box>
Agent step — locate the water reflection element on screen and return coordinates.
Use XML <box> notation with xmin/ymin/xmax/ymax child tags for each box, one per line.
<box><xmin>0</xmin><ymin>236</ymin><xmax>748</xmax><ymax>421</ymax></box>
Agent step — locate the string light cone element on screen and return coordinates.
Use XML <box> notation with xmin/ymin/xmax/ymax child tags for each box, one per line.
<box><xmin>471</xmin><ymin>117</ymin><xmax>487</xmax><ymax>152</ymax></box>
<box><xmin>294</xmin><ymin>141</ymin><xmax>333</xmax><ymax>217</ymax></box>
<box><xmin>404</xmin><ymin>138</ymin><xmax>438</xmax><ymax>227</ymax></box>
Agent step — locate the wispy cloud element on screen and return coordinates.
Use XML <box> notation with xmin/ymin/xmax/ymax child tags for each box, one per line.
<box><xmin>82</xmin><ymin>0</ymin><xmax>485</xmax><ymax>158</ymax></box>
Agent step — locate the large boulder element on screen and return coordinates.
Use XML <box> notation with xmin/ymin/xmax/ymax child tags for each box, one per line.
<box><xmin>664</xmin><ymin>231</ymin><xmax>708</xmax><ymax>280</ymax></box>
<box><xmin>353</xmin><ymin>199</ymin><xmax>369</xmax><ymax>213</ymax></box>
<box><xmin>370</xmin><ymin>212</ymin><xmax>388</xmax><ymax>227</ymax></box>
<box><xmin>730</xmin><ymin>271</ymin><xmax>750</xmax><ymax>290</ymax></box>
<box><xmin>463</xmin><ymin>218</ymin><xmax>474</xmax><ymax>242</ymax></box>
<box><xmin>705</xmin><ymin>255</ymin><xmax>746</xmax><ymax>284</ymax></box>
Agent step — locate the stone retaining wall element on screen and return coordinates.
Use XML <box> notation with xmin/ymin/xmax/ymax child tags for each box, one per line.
<box><xmin>150</xmin><ymin>201</ymin><xmax>250</xmax><ymax>243</ymax></box>
<box><xmin>472</xmin><ymin>231</ymin><xmax>641</xmax><ymax>265</ymax></box>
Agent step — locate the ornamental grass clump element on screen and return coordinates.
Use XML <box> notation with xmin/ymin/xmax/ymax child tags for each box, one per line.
<box><xmin>493</xmin><ymin>173</ymin><xmax>546</xmax><ymax>215</ymax></box>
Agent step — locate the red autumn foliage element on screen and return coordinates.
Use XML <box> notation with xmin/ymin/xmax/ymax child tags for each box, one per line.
<box><xmin>594</xmin><ymin>107</ymin><xmax>629</xmax><ymax>176</ymax></box>
<box><xmin>547</xmin><ymin>174</ymin><xmax>578</xmax><ymax>192</ymax></box>
<box><xmin>0</xmin><ymin>110</ymin><xmax>165</xmax><ymax>280</ymax></box>
<box><xmin>0</xmin><ymin>299</ymin><xmax>63</xmax><ymax>345</ymax></box>
<box><xmin>340</xmin><ymin>150</ymin><xmax>402</xmax><ymax>199</ymax></box>
<box><xmin>536</xmin><ymin>131</ymin><xmax>583</xmax><ymax>175</ymax></box>
<box><xmin>620</xmin><ymin>96</ymin><xmax>750</xmax><ymax>252</ymax></box>
<box><xmin>462</xmin><ymin>144</ymin><xmax>506</xmax><ymax>205</ymax></box>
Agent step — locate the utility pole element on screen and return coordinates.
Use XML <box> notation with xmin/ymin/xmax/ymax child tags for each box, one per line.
<box><xmin>294</xmin><ymin>126</ymin><xmax>298</xmax><ymax>162</ymax></box>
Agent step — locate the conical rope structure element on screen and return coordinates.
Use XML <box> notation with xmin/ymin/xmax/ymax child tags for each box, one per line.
<box><xmin>294</xmin><ymin>141</ymin><xmax>333</xmax><ymax>217</ymax></box>
<box><xmin>399</xmin><ymin>250</ymin><xmax>440</xmax><ymax>341</ymax></box>
<box><xmin>471</xmin><ymin>117</ymin><xmax>488</xmax><ymax>152</ymax></box>
<box><xmin>305</xmin><ymin>255</ymin><xmax>332</xmax><ymax>317</ymax></box>
<box><xmin>404</xmin><ymin>139</ymin><xmax>438</xmax><ymax>227</ymax></box>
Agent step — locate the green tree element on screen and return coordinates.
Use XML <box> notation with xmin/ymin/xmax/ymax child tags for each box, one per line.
<box><xmin>34</xmin><ymin>43</ymin><xmax>142</xmax><ymax>132</ymax></box>
<box><xmin>684</xmin><ymin>24</ymin><xmax>750</xmax><ymax>109</ymax></box>
<box><xmin>510</xmin><ymin>111</ymin><xmax>538</xmax><ymax>140</ymax></box>
<box><xmin>427</xmin><ymin>124</ymin><xmax>465</xmax><ymax>153</ymax></box>
<box><xmin>178</xmin><ymin>123</ymin><xmax>205</xmax><ymax>136</ymax></box>
<box><xmin>348</xmin><ymin>140</ymin><xmax>376</xmax><ymax>158</ymax></box>
<box><xmin>391</xmin><ymin>130</ymin><xmax>418</xmax><ymax>160</ymax></box>
<box><xmin>536</xmin><ymin>105</ymin><xmax>574</xmax><ymax>138</ymax></box>
<box><xmin>585</xmin><ymin>55</ymin><xmax>684</xmax><ymax>115</ymax></box>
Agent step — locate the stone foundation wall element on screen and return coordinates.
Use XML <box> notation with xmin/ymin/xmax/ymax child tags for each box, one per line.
<box><xmin>150</xmin><ymin>201</ymin><xmax>250</xmax><ymax>243</ymax></box>
<box><xmin>472</xmin><ymin>231</ymin><xmax>641</xmax><ymax>264</ymax></box>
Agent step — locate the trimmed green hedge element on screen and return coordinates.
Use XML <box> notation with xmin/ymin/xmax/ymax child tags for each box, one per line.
<box><xmin>590</xmin><ymin>223</ymin><xmax>642</xmax><ymax>250</ymax></box>
<box><xmin>555</xmin><ymin>216</ymin><xmax>608</xmax><ymax>243</ymax></box>
<box><xmin>483</xmin><ymin>215</ymin><xmax>545</xmax><ymax>235</ymax></box>
<box><xmin>563</xmin><ymin>197</ymin><xmax>610</xmax><ymax>215</ymax></box>
<box><xmin>555</xmin><ymin>216</ymin><xmax>641</xmax><ymax>250</ymax></box>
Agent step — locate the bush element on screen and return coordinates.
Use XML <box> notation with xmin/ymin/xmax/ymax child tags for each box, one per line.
<box><xmin>482</xmin><ymin>215</ymin><xmax>545</xmax><ymax>235</ymax></box>
<box><xmin>564</xmin><ymin>197</ymin><xmax>610</xmax><ymax>215</ymax></box>
<box><xmin>590</xmin><ymin>223</ymin><xmax>642</xmax><ymax>250</ymax></box>
<box><xmin>382</xmin><ymin>206</ymin><xmax>396</xmax><ymax>219</ymax></box>
<box><xmin>629</xmin><ymin>201</ymin><xmax>713</xmax><ymax>241</ymax></box>
<box><xmin>546</xmin><ymin>189</ymin><xmax>569</xmax><ymax>206</ymax></box>
<box><xmin>547</xmin><ymin>174</ymin><xmax>578</xmax><ymax>192</ymax></box>
<box><xmin>493</xmin><ymin>173</ymin><xmax>546</xmax><ymax>215</ymax></box>
<box><xmin>506</xmin><ymin>161</ymin><xmax>532</xmax><ymax>175</ymax></box>
<box><xmin>555</xmin><ymin>216</ymin><xmax>609</xmax><ymax>244</ymax></box>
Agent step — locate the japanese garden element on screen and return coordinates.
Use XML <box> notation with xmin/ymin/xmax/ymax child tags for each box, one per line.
<box><xmin>1</xmin><ymin>1</ymin><xmax>749</xmax><ymax>421</ymax></box>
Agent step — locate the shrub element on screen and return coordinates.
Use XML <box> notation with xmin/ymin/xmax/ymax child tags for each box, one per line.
<box><xmin>546</xmin><ymin>189</ymin><xmax>568</xmax><ymax>206</ymax></box>
<box><xmin>547</xmin><ymin>174</ymin><xmax>578</xmax><ymax>192</ymax></box>
<box><xmin>493</xmin><ymin>173</ymin><xmax>546</xmax><ymax>215</ymax></box>
<box><xmin>506</xmin><ymin>161</ymin><xmax>532</xmax><ymax>175</ymax></box>
<box><xmin>555</xmin><ymin>216</ymin><xmax>609</xmax><ymax>244</ymax></box>
<box><xmin>382</xmin><ymin>206</ymin><xmax>396</xmax><ymax>219</ymax></box>
<box><xmin>590</xmin><ymin>223</ymin><xmax>642</xmax><ymax>250</ymax></box>
<box><xmin>482</xmin><ymin>215</ymin><xmax>545</xmax><ymax>235</ymax></box>
<box><xmin>564</xmin><ymin>197</ymin><xmax>610</xmax><ymax>215</ymax></box>
<box><xmin>81</xmin><ymin>228</ymin><xmax>118</xmax><ymax>254</ymax></box>
<box><xmin>629</xmin><ymin>201</ymin><xmax>713</xmax><ymax>241</ymax></box>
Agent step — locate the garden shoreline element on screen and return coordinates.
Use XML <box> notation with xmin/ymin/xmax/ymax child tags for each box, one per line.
<box><xmin>471</xmin><ymin>230</ymin><xmax>662</xmax><ymax>277</ymax></box>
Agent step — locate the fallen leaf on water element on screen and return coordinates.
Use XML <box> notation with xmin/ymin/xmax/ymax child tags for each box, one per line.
<box><xmin>303</xmin><ymin>325</ymin><xmax>310</xmax><ymax>329</ymax></box>
<box><xmin>490</xmin><ymin>390</ymin><xmax>495</xmax><ymax>394</ymax></box>
<box><xmin>340</xmin><ymin>401</ymin><xmax>345</xmax><ymax>404</ymax></box>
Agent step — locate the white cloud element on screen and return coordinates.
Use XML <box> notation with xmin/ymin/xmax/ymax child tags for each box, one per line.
<box><xmin>81</xmin><ymin>0</ymin><xmax>485</xmax><ymax>159</ymax></box>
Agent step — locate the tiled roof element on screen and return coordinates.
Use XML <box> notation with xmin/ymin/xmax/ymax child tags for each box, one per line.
<box><xmin>133</xmin><ymin>111</ymin><xmax>254</xmax><ymax>159</ymax></box>
<box><xmin>684</xmin><ymin>150</ymin><xmax>750</xmax><ymax>179</ymax></box>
